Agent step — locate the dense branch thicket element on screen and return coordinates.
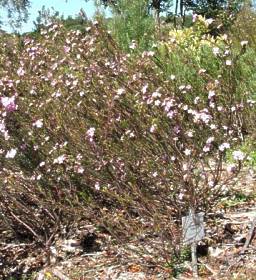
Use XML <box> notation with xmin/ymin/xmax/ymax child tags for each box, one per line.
<box><xmin>0</xmin><ymin>12</ymin><xmax>255</xmax><ymax>277</ymax></box>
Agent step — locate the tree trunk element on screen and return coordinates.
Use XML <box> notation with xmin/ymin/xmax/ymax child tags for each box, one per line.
<box><xmin>152</xmin><ymin>0</ymin><xmax>161</xmax><ymax>33</ymax></box>
<box><xmin>174</xmin><ymin>0</ymin><xmax>179</xmax><ymax>28</ymax></box>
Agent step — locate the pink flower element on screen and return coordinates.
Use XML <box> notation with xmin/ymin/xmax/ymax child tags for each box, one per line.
<box><xmin>203</xmin><ymin>144</ymin><xmax>211</xmax><ymax>153</ymax></box>
<box><xmin>227</xmin><ymin>164</ymin><xmax>236</xmax><ymax>173</ymax></box>
<box><xmin>86</xmin><ymin>127</ymin><xmax>95</xmax><ymax>138</ymax></box>
<box><xmin>192</xmin><ymin>14</ymin><xmax>198</xmax><ymax>22</ymax></box>
<box><xmin>206</xmin><ymin>137</ymin><xmax>214</xmax><ymax>144</ymax></box>
<box><xmin>232</xmin><ymin>150</ymin><xmax>245</xmax><ymax>161</ymax></box>
<box><xmin>212</xmin><ymin>47</ymin><xmax>220</xmax><ymax>55</ymax></box>
<box><xmin>33</xmin><ymin>119</ymin><xmax>43</xmax><ymax>128</ymax></box>
<box><xmin>142</xmin><ymin>84</ymin><xmax>148</xmax><ymax>94</ymax></box>
<box><xmin>150</xmin><ymin>124</ymin><xmax>157</xmax><ymax>133</ymax></box>
<box><xmin>95</xmin><ymin>182</ymin><xmax>100</xmax><ymax>190</ymax></box>
<box><xmin>129</xmin><ymin>41</ymin><xmax>136</xmax><ymax>50</ymax></box>
<box><xmin>194</xmin><ymin>97</ymin><xmax>200</xmax><ymax>104</ymax></box>
<box><xmin>208</xmin><ymin>90</ymin><xmax>215</xmax><ymax>99</ymax></box>
<box><xmin>6</xmin><ymin>148</ymin><xmax>17</xmax><ymax>159</ymax></box>
<box><xmin>1</xmin><ymin>96</ymin><xmax>17</xmax><ymax>112</ymax></box>
<box><xmin>173</xmin><ymin>125</ymin><xmax>180</xmax><ymax>135</ymax></box>
<box><xmin>116</xmin><ymin>88</ymin><xmax>125</xmax><ymax>96</ymax></box>
<box><xmin>219</xmin><ymin>143</ymin><xmax>230</xmax><ymax>151</ymax></box>
<box><xmin>226</xmin><ymin>60</ymin><xmax>232</xmax><ymax>66</ymax></box>
<box><xmin>53</xmin><ymin>155</ymin><xmax>66</xmax><ymax>164</ymax></box>
<box><xmin>64</xmin><ymin>46</ymin><xmax>71</xmax><ymax>53</ymax></box>
<box><xmin>77</xmin><ymin>166</ymin><xmax>84</xmax><ymax>174</ymax></box>
<box><xmin>86</xmin><ymin>127</ymin><xmax>95</xmax><ymax>142</ymax></box>
<box><xmin>39</xmin><ymin>161</ymin><xmax>45</xmax><ymax>167</ymax></box>
<box><xmin>184</xmin><ymin>149</ymin><xmax>191</xmax><ymax>156</ymax></box>
<box><xmin>17</xmin><ymin>67</ymin><xmax>25</xmax><ymax>76</ymax></box>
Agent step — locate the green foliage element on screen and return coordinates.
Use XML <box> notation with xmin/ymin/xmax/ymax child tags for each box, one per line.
<box><xmin>221</xmin><ymin>191</ymin><xmax>253</xmax><ymax>207</ymax></box>
<box><xmin>166</xmin><ymin>246</ymin><xmax>191</xmax><ymax>277</ymax></box>
<box><xmin>155</xmin><ymin>13</ymin><xmax>256</xmax><ymax>107</ymax></box>
<box><xmin>230</xmin><ymin>2</ymin><xmax>256</xmax><ymax>46</ymax></box>
<box><xmin>227</xmin><ymin>139</ymin><xmax>256</xmax><ymax>169</ymax></box>
<box><xmin>106</xmin><ymin>0</ymin><xmax>156</xmax><ymax>51</ymax></box>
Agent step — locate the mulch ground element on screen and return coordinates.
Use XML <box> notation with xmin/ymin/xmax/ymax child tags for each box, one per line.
<box><xmin>1</xmin><ymin>168</ymin><xmax>256</xmax><ymax>280</ymax></box>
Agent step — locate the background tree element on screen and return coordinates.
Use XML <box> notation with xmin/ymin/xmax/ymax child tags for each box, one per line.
<box><xmin>183</xmin><ymin>0</ymin><xmax>242</xmax><ymax>18</ymax></box>
<box><xmin>0</xmin><ymin>0</ymin><xmax>30</xmax><ymax>28</ymax></box>
<box><xmin>105</xmin><ymin>0</ymin><xmax>156</xmax><ymax>50</ymax></box>
<box><xmin>32</xmin><ymin>6</ymin><xmax>88</xmax><ymax>33</ymax></box>
<box><xmin>99</xmin><ymin>0</ymin><xmax>173</xmax><ymax>24</ymax></box>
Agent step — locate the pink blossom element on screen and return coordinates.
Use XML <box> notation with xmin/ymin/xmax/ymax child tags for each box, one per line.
<box><xmin>208</xmin><ymin>90</ymin><xmax>215</xmax><ymax>99</ymax></box>
<box><xmin>95</xmin><ymin>182</ymin><xmax>100</xmax><ymax>190</ymax></box>
<box><xmin>53</xmin><ymin>155</ymin><xmax>66</xmax><ymax>164</ymax></box>
<box><xmin>208</xmin><ymin>180</ymin><xmax>215</xmax><ymax>187</ymax></box>
<box><xmin>86</xmin><ymin>127</ymin><xmax>95</xmax><ymax>142</ymax></box>
<box><xmin>186</xmin><ymin>130</ymin><xmax>193</xmax><ymax>138</ymax></box>
<box><xmin>116</xmin><ymin>88</ymin><xmax>125</xmax><ymax>96</ymax></box>
<box><xmin>184</xmin><ymin>149</ymin><xmax>191</xmax><ymax>156</ymax></box>
<box><xmin>33</xmin><ymin>119</ymin><xmax>43</xmax><ymax>128</ymax></box>
<box><xmin>77</xmin><ymin>167</ymin><xmax>84</xmax><ymax>174</ymax></box>
<box><xmin>17</xmin><ymin>67</ymin><xmax>25</xmax><ymax>76</ymax></box>
<box><xmin>194</xmin><ymin>97</ymin><xmax>200</xmax><ymax>104</ymax></box>
<box><xmin>212</xmin><ymin>47</ymin><xmax>220</xmax><ymax>55</ymax></box>
<box><xmin>232</xmin><ymin>150</ymin><xmax>245</xmax><ymax>161</ymax></box>
<box><xmin>206</xmin><ymin>137</ymin><xmax>214</xmax><ymax>144</ymax></box>
<box><xmin>86</xmin><ymin>127</ymin><xmax>95</xmax><ymax>138</ymax></box>
<box><xmin>167</xmin><ymin>111</ymin><xmax>175</xmax><ymax>119</ymax></box>
<box><xmin>152</xmin><ymin>172</ymin><xmax>158</xmax><ymax>177</ymax></box>
<box><xmin>64</xmin><ymin>46</ymin><xmax>71</xmax><ymax>53</ymax></box>
<box><xmin>227</xmin><ymin>164</ymin><xmax>236</xmax><ymax>173</ymax></box>
<box><xmin>142</xmin><ymin>84</ymin><xmax>148</xmax><ymax>94</ymax></box>
<box><xmin>173</xmin><ymin>125</ymin><xmax>180</xmax><ymax>134</ymax></box>
<box><xmin>198</xmin><ymin>69</ymin><xmax>206</xmax><ymax>75</ymax></box>
<box><xmin>39</xmin><ymin>161</ymin><xmax>45</xmax><ymax>167</ymax></box>
<box><xmin>6</xmin><ymin>148</ymin><xmax>17</xmax><ymax>159</ymax></box>
<box><xmin>1</xmin><ymin>96</ymin><xmax>17</xmax><ymax>112</ymax></box>
<box><xmin>193</xmin><ymin>110</ymin><xmax>212</xmax><ymax>124</ymax></box>
<box><xmin>129</xmin><ymin>41</ymin><xmax>136</xmax><ymax>50</ymax></box>
<box><xmin>226</xmin><ymin>60</ymin><xmax>232</xmax><ymax>66</ymax></box>
<box><xmin>203</xmin><ymin>144</ymin><xmax>211</xmax><ymax>153</ymax></box>
<box><xmin>152</xmin><ymin>91</ymin><xmax>161</xmax><ymax>98</ymax></box>
<box><xmin>192</xmin><ymin>14</ymin><xmax>198</xmax><ymax>22</ymax></box>
<box><xmin>150</xmin><ymin>124</ymin><xmax>157</xmax><ymax>133</ymax></box>
<box><xmin>154</xmin><ymin>100</ymin><xmax>161</xmax><ymax>106</ymax></box>
<box><xmin>219</xmin><ymin>143</ymin><xmax>230</xmax><ymax>151</ymax></box>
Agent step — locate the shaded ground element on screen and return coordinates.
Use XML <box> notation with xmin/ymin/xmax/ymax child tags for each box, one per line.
<box><xmin>1</xmin><ymin>168</ymin><xmax>256</xmax><ymax>279</ymax></box>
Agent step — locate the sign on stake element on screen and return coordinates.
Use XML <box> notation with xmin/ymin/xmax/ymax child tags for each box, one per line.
<box><xmin>182</xmin><ymin>208</ymin><xmax>205</xmax><ymax>278</ymax></box>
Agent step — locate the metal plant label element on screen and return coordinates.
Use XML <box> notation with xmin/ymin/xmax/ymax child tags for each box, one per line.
<box><xmin>182</xmin><ymin>212</ymin><xmax>205</xmax><ymax>245</ymax></box>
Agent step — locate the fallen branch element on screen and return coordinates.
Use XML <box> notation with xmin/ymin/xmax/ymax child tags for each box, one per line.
<box><xmin>240</xmin><ymin>216</ymin><xmax>256</xmax><ymax>254</ymax></box>
<box><xmin>52</xmin><ymin>268</ymin><xmax>71</xmax><ymax>280</ymax></box>
<box><xmin>225</xmin><ymin>216</ymin><xmax>256</xmax><ymax>273</ymax></box>
<box><xmin>9</xmin><ymin>211</ymin><xmax>43</xmax><ymax>242</ymax></box>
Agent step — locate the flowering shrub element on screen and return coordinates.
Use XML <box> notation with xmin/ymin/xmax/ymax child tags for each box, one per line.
<box><xmin>0</xmin><ymin>19</ymin><xmax>254</xmax><ymax>274</ymax></box>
